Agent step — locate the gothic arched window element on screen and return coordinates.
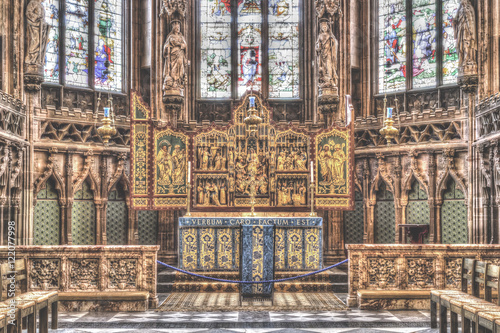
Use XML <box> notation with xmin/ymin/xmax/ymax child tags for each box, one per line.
<box><xmin>42</xmin><ymin>0</ymin><xmax>124</xmax><ymax>92</ymax></box>
<box><xmin>378</xmin><ymin>0</ymin><xmax>460</xmax><ymax>93</ymax></box>
<box><xmin>199</xmin><ymin>0</ymin><xmax>300</xmax><ymax>99</ymax></box>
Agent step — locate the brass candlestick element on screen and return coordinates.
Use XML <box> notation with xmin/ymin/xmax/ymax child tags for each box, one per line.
<box><xmin>380</xmin><ymin>117</ymin><xmax>399</xmax><ymax>146</ymax></box>
<box><xmin>185</xmin><ymin>183</ymin><xmax>192</xmax><ymax>217</ymax></box>
<box><xmin>309</xmin><ymin>183</ymin><xmax>317</xmax><ymax>217</ymax></box>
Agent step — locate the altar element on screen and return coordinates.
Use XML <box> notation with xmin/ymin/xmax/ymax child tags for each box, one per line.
<box><xmin>179</xmin><ymin>216</ymin><xmax>322</xmax><ymax>297</ymax></box>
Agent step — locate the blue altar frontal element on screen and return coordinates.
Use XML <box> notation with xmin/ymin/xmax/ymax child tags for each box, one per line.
<box><xmin>178</xmin><ymin>217</ymin><xmax>323</xmax><ymax>296</ymax></box>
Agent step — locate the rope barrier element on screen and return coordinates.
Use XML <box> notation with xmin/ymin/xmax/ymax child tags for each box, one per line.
<box><xmin>157</xmin><ymin>259</ymin><xmax>348</xmax><ymax>284</ymax></box>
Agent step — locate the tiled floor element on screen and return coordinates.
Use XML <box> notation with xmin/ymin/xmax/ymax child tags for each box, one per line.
<box><xmin>49</xmin><ymin>309</ymin><xmax>445</xmax><ymax>333</ymax></box>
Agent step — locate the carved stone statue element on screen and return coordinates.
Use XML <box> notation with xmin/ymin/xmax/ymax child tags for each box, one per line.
<box><xmin>163</xmin><ymin>20</ymin><xmax>187</xmax><ymax>96</ymax></box>
<box><xmin>24</xmin><ymin>0</ymin><xmax>49</xmax><ymax>90</ymax></box>
<box><xmin>316</xmin><ymin>19</ymin><xmax>338</xmax><ymax>95</ymax></box>
<box><xmin>454</xmin><ymin>0</ymin><xmax>477</xmax><ymax>73</ymax></box>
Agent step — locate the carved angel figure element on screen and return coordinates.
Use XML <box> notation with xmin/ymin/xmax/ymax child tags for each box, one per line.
<box><xmin>163</xmin><ymin>21</ymin><xmax>187</xmax><ymax>94</ymax></box>
<box><xmin>453</xmin><ymin>0</ymin><xmax>477</xmax><ymax>69</ymax></box>
<box><xmin>25</xmin><ymin>0</ymin><xmax>49</xmax><ymax>67</ymax></box>
<box><xmin>316</xmin><ymin>20</ymin><xmax>338</xmax><ymax>89</ymax></box>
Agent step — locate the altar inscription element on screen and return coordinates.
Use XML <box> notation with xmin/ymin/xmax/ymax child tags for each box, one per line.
<box><xmin>179</xmin><ymin>217</ymin><xmax>322</xmax><ymax>227</ymax></box>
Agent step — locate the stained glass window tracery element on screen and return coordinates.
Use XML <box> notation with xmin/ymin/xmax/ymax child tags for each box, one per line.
<box><xmin>378</xmin><ymin>0</ymin><xmax>460</xmax><ymax>93</ymax></box>
<box><xmin>41</xmin><ymin>0</ymin><xmax>124</xmax><ymax>91</ymax></box>
<box><xmin>199</xmin><ymin>0</ymin><xmax>300</xmax><ymax>99</ymax></box>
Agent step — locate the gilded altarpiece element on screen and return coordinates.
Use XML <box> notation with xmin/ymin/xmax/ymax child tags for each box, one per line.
<box><xmin>130</xmin><ymin>91</ymin><xmax>354</xmax><ymax>211</ymax></box>
<box><xmin>314</xmin><ymin>123</ymin><xmax>354</xmax><ymax>210</ymax></box>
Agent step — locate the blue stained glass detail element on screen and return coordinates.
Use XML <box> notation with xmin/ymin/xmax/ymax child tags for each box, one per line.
<box><xmin>65</xmin><ymin>0</ymin><xmax>90</xmax><ymax>87</ymax></box>
<box><xmin>42</xmin><ymin>0</ymin><xmax>60</xmax><ymax>83</ymax></box>
<box><xmin>94</xmin><ymin>0</ymin><xmax>123</xmax><ymax>91</ymax></box>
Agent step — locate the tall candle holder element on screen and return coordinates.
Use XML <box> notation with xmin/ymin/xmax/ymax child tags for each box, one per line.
<box><xmin>185</xmin><ymin>162</ymin><xmax>192</xmax><ymax>217</ymax></box>
<box><xmin>309</xmin><ymin>183</ymin><xmax>317</xmax><ymax>217</ymax></box>
<box><xmin>309</xmin><ymin>161</ymin><xmax>317</xmax><ymax>217</ymax></box>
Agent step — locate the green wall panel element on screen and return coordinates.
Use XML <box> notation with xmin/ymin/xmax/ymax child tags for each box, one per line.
<box><xmin>106</xmin><ymin>190</ymin><xmax>128</xmax><ymax>245</ymax></box>
<box><xmin>138</xmin><ymin>211</ymin><xmax>158</xmax><ymax>245</ymax></box>
<box><xmin>442</xmin><ymin>179</ymin><xmax>467</xmax><ymax>244</ymax></box>
<box><xmin>34</xmin><ymin>180</ymin><xmax>60</xmax><ymax>245</ymax></box>
<box><xmin>72</xmin><ymin>182</ymin><xmax>96</xmax><ymax>245</ymax></box>
<box><xmin>344</xmin><ymin>191</ymin><xmax>364</xmax><ymax>244</ymax></box>
<box><xmin>375</xmin><ymin>183</ymin><xmax>395</xmax><ymax>244</ymax></box>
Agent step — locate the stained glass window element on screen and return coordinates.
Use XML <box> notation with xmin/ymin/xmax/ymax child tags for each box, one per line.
<box><xmin>442</xmin><ymin>0</ymin><xmax>460</xmax><ymax>85</ymax></box>
<box><xmin>238</xmin><ymin>0</ymin><xmax>262</xmax><ymax>96</ymax></box>
<box><xmin>268</xmin><ymin>0</ymin><xmax>300</xmax><ymax>98</ymax></box>
<box><xmin>42</xmin><ymin>0</ymin><xmax>124</xmax><ymax>91</ymax></box>
<box><xmin>379</xmin><ymin>0</ymin><xmax>407</xmax><ymax>93</ymax></box>
<box><xmin>65</xmin><ymin>0</ymin><xmax>89</xmax><ymax>87</ymax></box>
<box><xmin>412</xmin><ymin>0</ymin><xmax>436</xmax><ymax>88</ymax></box>
<box><xmin>200</xmin><ymin>0</ymin><xmax>232</xmax><ymax>98</ymax></box>
<box><xmin>42</xmin><ymin>0</ymin><xmax>60</xmax><ymax>83</ymax></box>
<box><xmin>378</xmin><ymin>0</ymin><xmax>459</xmax><ymax>93</ymax></box>
<box><xmin>199</xmin><ymin>0</ymin><xmax>300</xmax><ymax>99</ymax></box>
<box><xmin>94</xmin><ymin>0</ymin><xmax>123</xmax><ymax>91</ymax></box>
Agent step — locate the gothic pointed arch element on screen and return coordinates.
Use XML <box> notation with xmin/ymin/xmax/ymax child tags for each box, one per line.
<box><xmin>33</xmin><ymin>153</ymin><xmax>66</xmax><ymax>206</ymax></box>
<box><xmin>369</xmin><ymin>154</ymin><xmax>395</xmax><ymax>202</ymax></box>
<box><xmin>73</xmin><ymin>152</ymin><xmax>101</xmax><ymax>201</ymax></box>
<box><xmin>436</xmin><ymin>149</ymin><xmax>468</xmax><ymax>201</ymax></box>
<box><xmin>107</xmin><ymin>153</ymin><xmax>131</xmax><ymax>201</ymax></box>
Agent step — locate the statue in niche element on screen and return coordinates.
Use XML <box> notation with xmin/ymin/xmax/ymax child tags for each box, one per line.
<box><xmin>163</xmin><ymin>20</ymin><xmax>187</xmax><ymax>96</ymax></box>
<box><xmin>316</xmin><ymin>19</ymin><xmax>338</xmax><ymax>95</ymax></box>
<box><xmin>25</xmin><ymin>0</ymin><xmax>49</xmax><ymax>69</ymax></box>
<box><xmin>454</xmin><ymin>0</ymin><xmax>477</xmax><ymax>73</ymax></box>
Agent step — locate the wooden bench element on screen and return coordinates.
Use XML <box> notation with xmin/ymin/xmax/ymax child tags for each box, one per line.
<box><xmin>357</xmin><ymin>290</ymin><xmax>430</xmax><ymax>310</ymax></box>
<box><xmin>430</xmin><ymin>259</ymin><xmax>500</xmax><ymax>333</ymax></box>
<box><xmin>0</xmin><ymin>259</ymin><xmax>58</xmax><ymax>333</ymax></box>
<box><xmin>431</xmin><ymin>258</ymin><xmax>478</xmax><ymax>332</ymax></box>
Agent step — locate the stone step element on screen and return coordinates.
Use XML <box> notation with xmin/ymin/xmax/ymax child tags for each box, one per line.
<box><xmin>158</xmin><ymin>269</ymin><xmax>347</xmax><ymax>284</ymax></box>
<box><xmin>160</xmin><ymin>281</ymin><xmax>348</xmax><ymax>293</ymax></box>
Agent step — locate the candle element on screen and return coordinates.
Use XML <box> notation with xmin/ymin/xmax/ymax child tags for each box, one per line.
<box><xmin>387</xmin><ymin>107</ymin><xmax>393</xmax><ymax>119</ymax></box>
<box><xmin>310</xmin><ymin>161</ymin><xmax>314</xmax><ymax>183</ymax></box>
<box><xmin>249</xmin><ymin>96</ymin><xmax>256</xmax><ymax>108</ymax></box>
<box><xmin>104</xmin><ymin>107</ymin><xmax>110</xmax><ymax>118</ymax></box>
<box><xmin>188</xmin><ymin>161</ymin><xmax>191</xmax><ymax>183</ymax></box>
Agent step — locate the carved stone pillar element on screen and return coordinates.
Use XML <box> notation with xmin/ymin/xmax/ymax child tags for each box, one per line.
<box><xmin>64</xmin><ymin>153</ymin><xmax>74</xmax><ymax>245</ymax></box>
<box><xmin>435</xmin><ymin>199</ymin><xmax>443</xmax><ymax>243</ymax></box>
<box><xmin>362</xmin><ymin>158</ymin><xmax>370</xmax><ymax>244</ymax></box>
<box><xmin>95</xmin><ymin>201</ymin><xmax>105</xmax><ymax>245</ymax></box>
<box><xmin>393</xmin><ymin>157</ymin><xmax>402</xmax><ymax>243</ymax></box>
<box><xmin>128</xmin><ymin>210</ymin><xmax>138</xmax><ymax>245</ymax></box>
<box><xmin>428</xmin><ymin>152</ymin><xmax>437</xmax><ymax>243</ymax></box>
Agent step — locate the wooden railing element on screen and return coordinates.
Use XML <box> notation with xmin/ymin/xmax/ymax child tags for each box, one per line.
<box><xmin>346</xmin><ymin>244</ymin><xmax>500</xmax><ymax>308</ymax></box>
